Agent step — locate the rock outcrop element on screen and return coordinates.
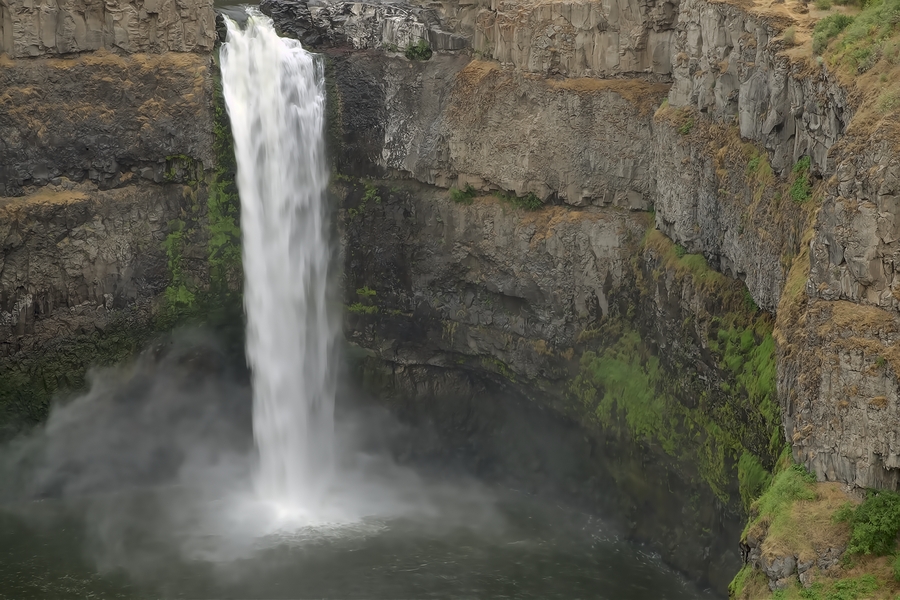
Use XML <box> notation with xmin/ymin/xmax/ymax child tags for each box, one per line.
<box><xmin>667</xmin><ymin>0</ymin><xmax>849</xmax><ymax>173</ymax></box>
<box><xmin>781</xmin><ymin>294</ymin><xmax>900</xmax><ymax>489</ymax></box>
<box><xmin>474</xmin><ymin>0</ymin><xmax>678</xmax><ymax>78</ymax></box>
<box><xmin>651</xmin><ymin>111</ymin><xmax>808</xmax><ymax>311</ymax></box>
<box><xmin>261</xmin><ymin>0</ymin><xmax>467</xmax><ymax>51</ymax></box>
<box><xmin>0</xmin><ymin>183</ymin><xmax>193</xmax><ymax>352</ymax></box>
<box><xmin>0</xmin><ymin>0</ymin><xmax>216</xmax><ymax>57</ymax></box>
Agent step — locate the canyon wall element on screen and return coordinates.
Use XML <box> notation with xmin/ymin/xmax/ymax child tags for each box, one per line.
<box><xmin>264</xmin><ymin>0</ymin><xmax>900</xmax><ymax>590</ymax></box>
<box><xmin>275</xmin><ymin>0</ymin><xmax>900</xmax><ymax>495</ymax></box>
<box><xmin>2</xmin><ymin>0</ymin><xmax>898</xmax><ymax>591</ymax></box>
<box><xmin>0</xmin><ymin>0</ymin><xmax>227</xmax><ymax>436</ymax></box>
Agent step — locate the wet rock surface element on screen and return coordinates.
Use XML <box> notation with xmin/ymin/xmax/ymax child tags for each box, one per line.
<box><xmin>337</xmin><ymin>179</ymin><xmax>774</xmax><ymax>591</ymax></box>
<box><xmin>0</xmin><ymin>0</ymin><xmax>218</xmax><ymax>433</ymax></box>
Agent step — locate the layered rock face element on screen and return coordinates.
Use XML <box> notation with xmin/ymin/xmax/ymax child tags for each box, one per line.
<box><xmin>0</xmin><ymin>51</ymin><xmax>213</xmax><ymax>195</ymax></box>
<box><xmin>780</xmin><ymin>137</ymin><xmax>900</xmax><ymax>490</ymax></box>
<box><xmin>343</xmin><ymin>186</ymin><xmax>648</xmax><ymax>357</ymax></box>
<box><xmin>327</xmin><ymin>52</ymin><xmax>666</xmax><ymax>208</ymax></box>
<box><xmin>0</xmin><ymin>0</ymin><xmax>218</xmax><ymax>433</ymax></box>
<box><xmin>651</xmin><ymin>114</ymin><xmax>808</xmax><ymax>312</ymax></box>
<box><xmin>0</xmin><ymin>184</ymin><xmax>190</xmax><ymax>352</ymax></box>
<box><xmin>474</xmin><ymin>0</ymin><xmax>677</xmax><ymax>78</ymax></box>
<box><xmin>0</xmin><ymin>0</ymin><xmax>216</xmax><ymax>56</ymax></box>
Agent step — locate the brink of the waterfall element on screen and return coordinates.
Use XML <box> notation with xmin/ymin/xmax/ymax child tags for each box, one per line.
<box><xmin>220</xmin><ymin>9</ymin><xmax>337</xmax><ymax>512</ymax></box>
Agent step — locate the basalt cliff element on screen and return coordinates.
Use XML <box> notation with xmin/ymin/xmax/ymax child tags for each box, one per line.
<box><xmin>3</xmin><ymin>0</ymin><xmax>900</xmax><ymax>595</ymax></box>
<box><xmin>0</xmin><ymin>0</ymin><xmax>242</xmax><ymax>435</ymax></box>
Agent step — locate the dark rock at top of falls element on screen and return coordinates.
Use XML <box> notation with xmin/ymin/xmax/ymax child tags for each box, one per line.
<box><xmin>260</xmin><ymin>0</ymin><xmax>469</xmax><ymax>52</ymax></box>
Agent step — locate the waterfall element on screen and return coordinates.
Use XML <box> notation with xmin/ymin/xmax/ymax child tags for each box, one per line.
<box><xmin>220</xmin><ymin>9</ymin><xmax>336</xmax><ymax>511</ymax></box>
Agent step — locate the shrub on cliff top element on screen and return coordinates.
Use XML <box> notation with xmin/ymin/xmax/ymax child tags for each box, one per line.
<box><xmin>824</xmin><ymin>0</ymin><xmax>900</xmax><ymax>71</ymax></box>
<box><xmin>783</xmin><ymin>26</ymin><xmax>797</xmax><ymax>46</ymax></box>
<box><xmin>812</xmin><ymin>13</ymin><xmax>854</xmax><ymax>54</ymax></box>
<box><xmin>834</xmin><ymin>489</ymin><xmax>900</xmax><ymax>556</ymax></box>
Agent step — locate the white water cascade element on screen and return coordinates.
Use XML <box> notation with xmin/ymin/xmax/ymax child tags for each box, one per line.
<box><xmin>220</xmin><ymin>10</ymin><xmax>336</xmax><ymax>512</ymax></box>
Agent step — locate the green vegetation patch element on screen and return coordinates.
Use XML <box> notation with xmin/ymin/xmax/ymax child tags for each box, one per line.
<box><xmin>775</xmin><ymin>574</ymin><xmax>880</xmax><ymax>600</ymax></box>
<box><xmin>834</xmin><ymin>490</ymin><xmax>900</xmax><ymax>557</ymax></box>
<box><xmin>405</xmin><ymin>39</ymin><xmax>433</xmax><ymax>61</ymax></box>
<box><xmin>744</xmin><ymin>463</ymin><xmax>817</xmax><ymax>539</ymax></box>
<box><xmin>822</xmin><ymin>0</ymin><xmax>900</xmax><ymax>72</ymax></box>
<box><xmin>346</xmin><ymin>286</ymin><xmax>379</xmax><ymax>315</ymax></box>
<box><xmin>450</xmin><ymin>184</ymin><xmax>476</xmax><ymax>205</ymax></box>
<box><xmin>739</xmin><ymin>452</ymin><xmax>775</xmax><ymax>515</ymax></box>
<box><xmin>347</xmin><ymin>303</ymin><xmax>378</xmax><ymax>314</ymax></box>
<box><xmin>813</xmin><ymin>13</ymin><xmax>855</xmax><ymax>55</ymax></box>
<box><xmin>592</xmin><ymin>230</ymin><xmax>784</xmax><ymax>508</ymax></box>
<box><xmin>346</xmin><ymin>182</ymin><xmax>383</xmax><ymax>220</ymax></box>
<box><xmin>156</xmin><ymin>68</ymin><xmax>245</xmax><ymax>357</ymax></box>
<box><xmin>789</xmin><ymin>156</ymin><xmax>813</xmax><ymax>205</ymax></box>
<box><xmin>570</xmin><ymin>301</ymin><xmax>779</xmax><ymax>506</ymax></box>
<box><xmin>495</xmin><ymin>190</ymin><xmax>542</xmax><ymax>211</ymax></box>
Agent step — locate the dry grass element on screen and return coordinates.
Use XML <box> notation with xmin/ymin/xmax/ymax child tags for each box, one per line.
<box><xmin>829</xmin><ymin>555</ymin><xmax>900</xmax><ymax>595</ymax></box>
<box><xmin>454</xmin><ymin>60</ymin><xmax>500</xmax><ymax>92</ymax></box>
<box><xmin>757</xmin><ymin>482</ymin><xmax>853</xmax><ymax>563</ymax></box>
<box><xmin>0</xmin><ymin>189</ymin><xmax>89</xmax><ymax>217</ymax></box>
<box><xmin>820</xmin><ymin>300</ymin><xmax>898</xmax><ymax>334</ymax></box>
<box><xmin>774</xmin><ymin>224</ymin><xmax>814</xmax><ymax>345</ymax></box>
<box><xmin>453</xmin><ymin>61</ymin><xmax>670</xmax><ymax>121</ymax></box>
<box><xmin>811</xmin><ymin>301</ymin><xmax>900</xmax><ymax>375</ymax></box>
<box><xmin>542</xmin><ymin>76</ymin><xmax>671</xmax><ymax>115</ymax></box>
<box><xmin>702</xmin><ymin>0</ymin><xmax>900</xmax><ymax>153</ymax></box>
<box><xmin>737</xmin><ymin>567</ymin><xmax>773</xmax><ymax>599</ymax></box>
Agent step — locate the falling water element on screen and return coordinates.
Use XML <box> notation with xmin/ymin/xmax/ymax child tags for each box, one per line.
<box><xmin>220</xmin><ymin>10</ymin><xmax>336</xmax><ymax>511</ymax></box>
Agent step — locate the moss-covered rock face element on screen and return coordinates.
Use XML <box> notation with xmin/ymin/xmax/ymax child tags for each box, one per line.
<box><xmin>336</xmin><ymin>177</ymin><xmax>786</xmax><ymax>592</ymax></box>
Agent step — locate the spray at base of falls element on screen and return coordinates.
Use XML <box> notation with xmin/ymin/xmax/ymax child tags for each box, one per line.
<box><xmin>220</xmin><ymin>9</ymin><xmax>337</xmax><ymax>513</ymax></box>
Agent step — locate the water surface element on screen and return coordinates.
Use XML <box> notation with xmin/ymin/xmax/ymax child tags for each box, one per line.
<box><xmin>0</xmin><ymin>487</ymin><xmax>712</xmax><ymax>599</ymax></box>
